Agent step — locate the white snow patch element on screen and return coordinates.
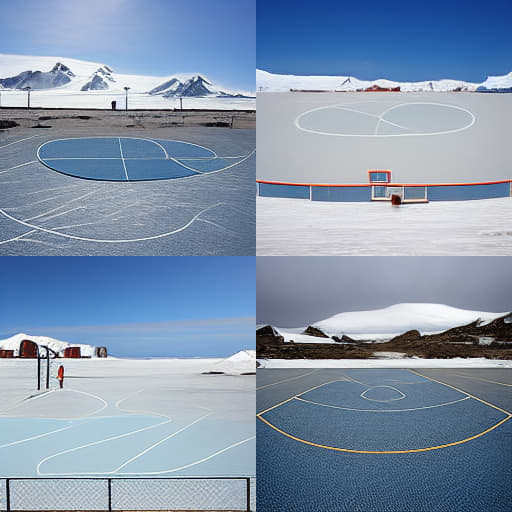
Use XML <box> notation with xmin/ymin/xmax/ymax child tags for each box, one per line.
<box><xmin>311</xmin><ymin>303</ymin><xmax>507</xmax><ymax>340</ymax></box>
<box><xmin>206</xmin><ymin>350</ymin><xmax>256</xmax><ymax>375</ymax></box>
<box><xmin>257</xmin><ymin>196</ymin><xmax>512</xmax><ymax>256</ymax></box>
<box><xmin>257</xmin><ymin>358</ymin><xmax>512</xmax><ymax>368</ymax></box>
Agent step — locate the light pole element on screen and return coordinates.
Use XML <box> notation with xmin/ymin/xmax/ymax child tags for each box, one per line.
<box><xmin>124</xmin><ymin>86</ymin><xmax>130</xmax><ymax>111</ymax></box>
<box><xmin>179</xmin><ymin>96</ymin><xmax>183</xmax><ymax>111</ymax></box>
<box><xmin>24</xmin><ymin>86</ymin><xmax>31</xmax><ymax>109</ymax></box>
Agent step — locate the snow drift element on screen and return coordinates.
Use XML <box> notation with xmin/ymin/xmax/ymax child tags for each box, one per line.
<box><xmin>309</xmin><ymin>303</ymin><xmax>509</xmax><ymax>341</ymax></box>
<box><xmin>204</xmin><ymin>350</ymin><xmax>256</xmax><ymax>375</ymax></box>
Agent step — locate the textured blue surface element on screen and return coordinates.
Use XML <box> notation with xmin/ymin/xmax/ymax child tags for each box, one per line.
<box><xmin>257</xmin><ymin>182</ymin><xmax>511</xmax><ymax>201</ymax></box>
<box><xmin>38</xmin><ymin>138</ymin><xmax>226</xmax><ymax>181</ymax></box>
<box><xmin>312</xmin><ymin>186</ymin><xmax>371</xmax><ymax>202</ymax></box>
<box><xmin>428</xmin><ymin>182</ymin><xmax>510</xmax><ymax>201</ymax></box>
<box><xmin>257</xmin><ymin>369</ymin><xmax>512</xmax><ymax>511</ymax></box>
<box><xmin>257</xmin><ymin>418</ymin><xmax>512</xmax><ymax>512</ymax></box>
<box><xmin>258</xmin><ymin>183</ymin><xmax>310</xmax><ymax>199</ymax></box>
<box><xmin>42</xmin><ymin>158</ymin><xmax>127</xmax><ymax>181</ymax></box>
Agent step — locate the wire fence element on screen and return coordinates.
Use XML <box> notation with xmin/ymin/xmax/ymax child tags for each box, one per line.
<box><xmin>0</xmin><ymin>477</ymin><xmax>255</xmax><ymax>511</ymax></box>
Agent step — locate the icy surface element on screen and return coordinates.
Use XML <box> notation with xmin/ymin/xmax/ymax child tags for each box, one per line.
<box><xmin>257</xmin><ymin>197</ymin><xmax>512</xmax><ymax>256</ymax></box>
<box><xmin>256</xmin><ymin>68</ymin><xmax>511</xmax><ymax>92</ymax></box>
<box><xmin>0</xmin><ymin>358</ymin><xmax>255</xmax><ymax>477</ymax></box>
<box><xmin>311</xmin><ymin>303</ymin><xmax>507</xmax><ymax>340</ymax></box>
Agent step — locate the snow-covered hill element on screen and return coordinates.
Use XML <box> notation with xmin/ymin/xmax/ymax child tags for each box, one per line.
<box><xmin>257</xmin><ymin>69</ymin><xmax>512</xmax><ymax>93</ymax></box>
<box><xmin>309</xmin><ymin>303</ymin><xmax>509</xmax><ymax>340</ymax></box>
<box><xmin>0</xmin><ymin>54</ymin><xmax>255</xmax><ymax>109</ymax></box>
<box><xmin>0</xmin><ymin>333</ymin><xmax>105</xmax><ymax>358</ymax></box>
<box><xmin>477</xmin><ymin>71</ymin><xmax>512</xmax><ymax>92</ymax></box>
<box><xmin>204</xmin><ymin>350</ymin><xmax>256</xmax><ymax>375</ymax></box>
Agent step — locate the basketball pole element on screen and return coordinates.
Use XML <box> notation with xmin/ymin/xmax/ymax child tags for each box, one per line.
<box><xmin>124</xmin><ymin>86</ymin><xmax>130</xmax><ymax>111</ymax></box>
<box><xmin>37</xmin><ymin>346</ymin><xmax>41</xmax><ymax>390</ymax></box>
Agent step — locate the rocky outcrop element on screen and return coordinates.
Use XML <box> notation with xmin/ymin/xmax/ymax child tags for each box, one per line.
<box><xmin>257</xmin><ymin>313</ymin><xmax>512</xmax><ymax>360</ymax></box>
<box><xmin>388</xmin><ymin>330</ymin><xmax>421</xmax><ymax>344</ymax></box>
<box><xmin>303</xmin><ymin>326</ymin><xmax>329</xmax><ymax>338</ymax></box>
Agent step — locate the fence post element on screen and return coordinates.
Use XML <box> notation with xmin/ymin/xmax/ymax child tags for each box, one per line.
<box><xmin>246</xmin><ymin>478</ymin><xmax>251</xmax><ymax>512</ymax></box>
<box><xmin>6</xmin><ymin>479</ymin><xmax>10</xmax><ymax>512</ymax></box>
<box><xmin>107</xmin><ymin>478</ymin><xmax>112</xmax><ymax>512</ymax></box>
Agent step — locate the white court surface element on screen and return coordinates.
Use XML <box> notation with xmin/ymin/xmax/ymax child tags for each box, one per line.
<box><xmin>257</xmin><ymin>196</ymin><xmax>512</xmax><ymax>256</ymax></box>
<box><xmin>0</xmin><ymin>359</ymin><xmax>255</xmax><ymax>477</ymax></box>
<box><xmin>257</xmin><ymin>92</ymin><xmax>511</xmax><ymax>184</ymax></box>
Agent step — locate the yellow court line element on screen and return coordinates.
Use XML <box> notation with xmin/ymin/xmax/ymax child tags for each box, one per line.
<box><xmin>258</xmin><ymin>370</ymin><xmax>512</xmax><ymax>454</ymax></box>
<box><xmin>257</xmin><ymin>413</ymin><xmax>511</xmax><ymax>454</ymax></box>
<box><xmin>409</xmin><ymin>370</ymin><xmax>512</xmax><ymax>416</ymax></box>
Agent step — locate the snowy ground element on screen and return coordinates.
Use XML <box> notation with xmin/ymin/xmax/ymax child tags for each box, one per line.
<box><xmin>257</xmin><ymin>196</ymin><xmax>512</xmax><ymax>255</ymax></box>
<box><xmin>0</xmin><ymin>358</ymin><xmax>255</xmax><ymax>477</ymax></box>
<box><xmin>0</xmin><ymin>89</ymin><xmax>255</xmax><ymax>110</ymax></box>
<box><xmin>257</xmin><ymin>358</ymin><xmax>512</xmax><ymax>368</ymax></box>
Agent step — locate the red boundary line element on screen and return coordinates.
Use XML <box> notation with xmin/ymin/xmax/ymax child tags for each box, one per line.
<box><xmin>256</xmin><ymin>179</ymin><xmax>512</xmax><ymax>188</ymax></box>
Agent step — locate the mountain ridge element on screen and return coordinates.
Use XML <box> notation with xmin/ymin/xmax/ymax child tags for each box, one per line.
<box><xmin>257</xmin><ymin>68</ymin><xmax>512</xmax><ymax>92</ymax></box>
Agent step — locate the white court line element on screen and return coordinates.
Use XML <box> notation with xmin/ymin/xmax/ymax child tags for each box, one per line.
<box><xmin>0</xmin><ymin>202</ymin><xmax>226</xmax><ymax>243</ymax></box>
<box><xmin>172</xmin><ymin>148</ymin><xmax>255</xmax><ymax>175</ymax></box>
<box><xmin>257</xmin><ymin>370</ymin><xmax>319</xmax><ymax>390</ymax></box>
<box><xmin>118</xmin><ymin>138</ymin><xmax>129</xmax><ymax>180</ymax></box>
<box><xmin>295</xmin><ymin>101</ymin><xmax>476</xmax><ymax>137</ymax></box>
<box><xmin>332</xmin><ymin>106</ymin><xmax>412</xmax><ymax>131</ymax></box>
<box><xmin>0</xmin><ymin>135</ymin><xmax>38</xmax><ymax>149</ymax></box>
<box><xmin>112</xmin><ymin>412</ymin><xmax>213</xmax><ymax>473</ymax></box>
<box><xmin>36</xmin><ymin>415</ymin><xmax>174</xmax><ymax>475</ymax></box>
<box><xmin>118</xmin><ymin>436</ymin><xmax>255</xmax><ymax>475</ymax></box>
<box><xmin>0</xmin><ymin>424</ymin><xmax>74</xmax><ymax>449</ymax></box>
<box><xmin>0</xmin><ymin>161</ymin><xmax>37</xmax><ymax>175</ymax></box>
<box><xmin>294</xmin><ymin>395</ymin><xmax>471</xmax><ymax>412</ymax></box>
<box><xmin>0</xmin><ymin>229</ymin><xmax>38</xmax><ymax>245</ymax></box>
<box><xmin>36</xmin><ymin>136</ymin><xmax>217</xmax><ymax>162</ymax></box>
<box><xmin>360</xmin><ymin>385</ymin><xmax>406</xmax><ymax>402</ymax></box>
<box><xmin>23</xmin><ymin>189</ymin><xmax>98</xmax><ymax>222</ymax></box>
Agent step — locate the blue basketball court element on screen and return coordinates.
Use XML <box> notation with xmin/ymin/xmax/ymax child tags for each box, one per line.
<box><xmin>257</xmin><ymin>368</ymin><xmax>512</xmax><ymax>511</ymax></box>
<box><xmin>37</xmin><ymin>137</ymin><xmax>252</xmax><ymax>181</ymax></box>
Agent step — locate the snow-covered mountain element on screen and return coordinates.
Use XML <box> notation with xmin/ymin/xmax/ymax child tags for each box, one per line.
<box><xmin>308</xmin><ymin>303</ymin><xmax>509</xmax><ymax>340</ymax></box>
<box><xmin>0</xmin><ymin>333</ymin><xmax>106</xmax><ymax>358</ymax></box>
<box><xmin>0</xmin><ymin>54</ymin><xmax>255</xmax><ymax>109</ymax></box>
<box><xmin>149</xmin><ymin>74</ymin><xmax>250</xmax><ymax>98</ymax></box>
<box><xmin>257</xmin><ymin>69</ymin><xmax>512</xmax><ymax>93</ymax></box>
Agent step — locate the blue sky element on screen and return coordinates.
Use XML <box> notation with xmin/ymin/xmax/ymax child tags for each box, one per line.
<box><xmin>1</xmin><ymin>0</ymin><xmax>255</xmax><ymax>91</ymax></box>
<box><xmin>0</xmin><ymin>257</ymin><xmax>255</xmax><ymax>358</ymax></box>
<box><xmin>257</xmin><ymin>0</ymin><xmax>512</xmax><ymax>82</ymax></box>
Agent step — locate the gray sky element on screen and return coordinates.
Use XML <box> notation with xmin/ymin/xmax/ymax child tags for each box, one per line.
<box><xmin>257</xmin><ymin>257</ymin><xmax>512</xmax><ymax>327</ymax></box>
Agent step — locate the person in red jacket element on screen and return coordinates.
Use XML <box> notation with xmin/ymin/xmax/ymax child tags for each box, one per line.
<box><xmin>57</xmin><ymin>365</ymin><xmax>64</xmax><ymax>389</ymax></box>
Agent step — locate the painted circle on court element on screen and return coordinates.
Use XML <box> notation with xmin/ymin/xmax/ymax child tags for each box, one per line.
<box><xmin>295</xmin><ymin>102</ymin><xmax>475</xmax><ymax>137</ymax></box>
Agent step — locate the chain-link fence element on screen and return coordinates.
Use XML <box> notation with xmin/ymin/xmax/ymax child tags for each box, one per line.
<box><xmin>0</xmin><ymin>477</ymin><xmax>255</xmax><ymax>511</ymax></box>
